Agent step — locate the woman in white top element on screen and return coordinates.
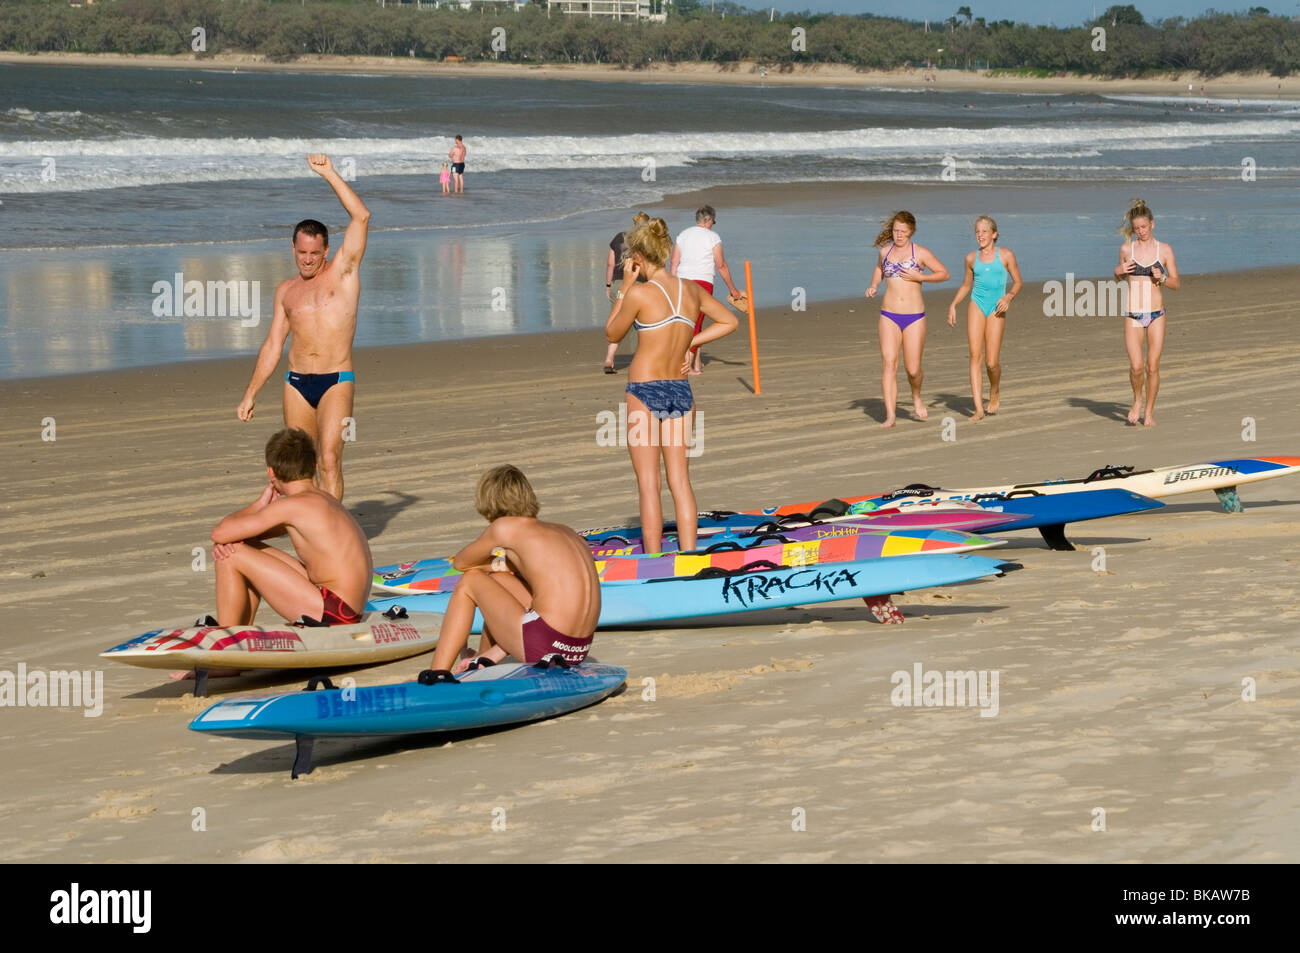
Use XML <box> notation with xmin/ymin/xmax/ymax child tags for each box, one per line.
<box><xmin>670</xmin><ymin>205</ymin><xmax>745</xmax><ymax>375</ymax></box>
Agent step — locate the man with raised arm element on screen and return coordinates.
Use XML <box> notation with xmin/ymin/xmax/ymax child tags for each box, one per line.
<box><xmin>236</xmin><ymin>153</ymin><xmax>370</xmax><ymax>500</ymax></box>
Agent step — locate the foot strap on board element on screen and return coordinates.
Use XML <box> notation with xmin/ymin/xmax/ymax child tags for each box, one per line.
<box><xmin>382</xmin><ymin>606</ymin><xmax>409</xmax><ymax>620</ymax></box>
<box><xmin>1215</xmin><ymin>485</ymin><xmax>1244</xmax><ymax>513</ymax></box>
<box><xmin>662</xmin><ymin>559</ymin><xmax>785</xmax><ymax>582</ymax></box>
<box><xmin>303</xmin><ymin>675</ymin><xmax>336</xmax><ymax>692</ymax></box>
<box><xmin>1038</xmin><ymin>523</ymin><xmax>1075</xmax><ymax>551</ymax></box>
<box><xmin>700</xmin><ymin>534</ymin><xmax>791</xmax><ymax>553</ymax></box>
<box><xmin>863</xmin><ymin>595</ymin><xmax>905</xmax><ymax>625</ymax></box>
<box><xmin>806</xmin><ymin>499</ymin><xmax>851</xmax><ymax>520</ymax></box>
<box><xmin>1083</xmin><ymin>464</ymin><xmax>1134</xmax><ymax>482</ymax></box>
<box><xmin>417</xmin><ymin>669</ymin><xmax>457</xmax><ymax>685</ymax></box>
<box><xmin>534</xmin><ymin>656</ymin><xmax>571</xmax><ymax>670</ymax></box>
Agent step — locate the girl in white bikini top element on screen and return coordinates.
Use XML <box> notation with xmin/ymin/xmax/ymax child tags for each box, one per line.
<box><xmin>633</xmin><ymin>278</ymin><xmax>695</xmax><ymax>332</ymax></box>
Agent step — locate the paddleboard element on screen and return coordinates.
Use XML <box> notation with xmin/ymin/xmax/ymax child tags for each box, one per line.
<box><xmin>375</xmin><ymin>527</ymin><xmax>1005</xmax><ymax>594</ymax></box>
<box><xmin>579</xmin><ymin>487</ymin><xmax>1164</xmax><ymax>555</ymax></box>
<box><xmin>369</xmin><ymin>552</ymin><xmax>1014</xmax><ymax>632</ymax></box>
<box><xmin>101</xmin><ymin>610</ymin><xmax>443</xmax><ymax>693</ymax></box>
<box><xmin>583</xmin><ymin>504</ymin><xmax>1025</xmax><ymax>555</ymax></box>
<box><xmin>189</xmin><ymin>661</ymin><xmax>628</xmax><ymax>777</ymax></box>
<box><xmin>758</xmin><ymin>456</ymin><xmax>1300</xmax><ymax>516</ymax></box>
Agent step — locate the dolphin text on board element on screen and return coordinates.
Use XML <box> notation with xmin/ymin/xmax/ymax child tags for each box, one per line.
<box><xmin>1163</xmin><ymin>466</ymin><xmax>1239</xmax><ymax>484</ymax></box>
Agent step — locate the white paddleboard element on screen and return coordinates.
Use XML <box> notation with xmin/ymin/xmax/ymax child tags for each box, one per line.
<box><xmin>101</xmin><ymin>610</ymin><xmax>443</xmax><ymax>672</ymax></box>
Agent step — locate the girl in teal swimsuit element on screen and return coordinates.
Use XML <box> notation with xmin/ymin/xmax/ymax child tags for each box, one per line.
<box><xmin>947</xmin><ymin>215</ymin><xmax>1023</xmax><ymax>420</ymax></box>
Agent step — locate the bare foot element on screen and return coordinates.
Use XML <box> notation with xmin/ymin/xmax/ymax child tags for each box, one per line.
<box><xmin>913</xmin><ymin>400</ymin><xmax>929</xmax><ymax>421</ymax></box>
<box><xmin>1143</xmin><ymin>415</ymin><xmax>1156</xmax><ymax>427</ymax></box>
<box><xmin>971</xmin><ymin>408</ymin><xmax>986</xmax><ymax>421</ymax></box>
<box><xmin>987</xmin><ymin>396</ymin><xmax>1000</xmax><ymax>415</ymax></box>
<box><xmin>687</xmin><ymin>368</ymin><xmax>703</xmax><ymax>377</ymax></box>
<box><xmin>170</xmin><ymin>669</ymin><xmax>242</xmax><ymax>680</ymax></box>
<box><xmin>1126</xmin><ymin>403</ymin><xmax>1141</xmax><ymax>425</ymax></box>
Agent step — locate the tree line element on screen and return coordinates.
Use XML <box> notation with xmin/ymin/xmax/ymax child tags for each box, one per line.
<box><xmin>1</xmin><ymin>0</ymin><xmax>1297</xmax><ymax>77</ymax></box>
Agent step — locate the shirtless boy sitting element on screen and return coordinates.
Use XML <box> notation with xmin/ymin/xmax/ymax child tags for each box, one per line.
<box><xmin>209</xmin><ymin>428</ymin><xmax>373</xmax><ymax>628</ymax></box>
<box><xmin>423</xmin><ymin>465</ymin><xmax>601</xmax><ymax>679</ymax></box>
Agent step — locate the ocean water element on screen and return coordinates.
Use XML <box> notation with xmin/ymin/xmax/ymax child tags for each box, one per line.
<box><xmin>2</xmin><ymin>63</ymin><xmax>1298</xmax><ymax>379</ymax></box>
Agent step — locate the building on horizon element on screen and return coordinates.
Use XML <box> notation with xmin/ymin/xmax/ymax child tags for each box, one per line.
<box><xmin>547</xmin><ymin>0</ymin><xmax>657</xmax><ymax>21</ymax></box>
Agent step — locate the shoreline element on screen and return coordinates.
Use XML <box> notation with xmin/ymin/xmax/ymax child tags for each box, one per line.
<box><xmin>2</xmin><ymin>51</ymin><xmax>1296</xmax><ymax>97</ymax></box>
<box><xmin>6</xmin><ymin>261</ymin><xmax>1300</xmax><ymax>388</ymax></box>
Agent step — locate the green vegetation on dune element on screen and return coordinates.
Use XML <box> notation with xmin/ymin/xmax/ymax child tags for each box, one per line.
<box><xmin>0</xmin><ymin>1</ymin><xmax>1296</xmax><ymax>78</ymax></box>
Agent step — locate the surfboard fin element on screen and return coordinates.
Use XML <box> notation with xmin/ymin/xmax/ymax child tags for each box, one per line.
<box><xmin>1038</xmin><ymin>523</ymin><xmax>1074</xmax><ymax>551</ymax></box>
<box><xmin>863</xmin><ymin>595</ymin><xmax>904</xmax><ymax>625</ymax></box>
<box><xmin>193</xmin><ymin>669</ymin><xmax>209</xmax><ymax>698</ymax></box>
<box><xmin>1215</xmin><ymin>486</ymin><xmax>1244</xmax><ymax>513</ymax></box>
<box><xmin>291</xmin><ymin>736</ymin><xmax>315</xmax><ymax>780</ymax></box>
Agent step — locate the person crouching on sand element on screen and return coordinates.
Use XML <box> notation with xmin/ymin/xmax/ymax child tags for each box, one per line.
<box><xmin>209</xmin><ymin>428</ymin><xmax>373</xmax><ymax>628</ymax></box>
<box><xmin>422</xmin><ymin>465</ymin><xmax>601</xmax><ymax>678</ymax></box>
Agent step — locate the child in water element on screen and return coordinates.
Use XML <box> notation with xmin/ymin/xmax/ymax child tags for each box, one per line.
<box><xmin>439</xmin><ymin>162</ymin><xmax>451</xmax><ymax>195</ymax></box>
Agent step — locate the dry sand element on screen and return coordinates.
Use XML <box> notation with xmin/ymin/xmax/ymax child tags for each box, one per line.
<box><xmin>1</xmin><ymin>267</ymin><xmax>1298</xmax><ymax>863</ymax></box>
<box><xmin>2</xmin><ymin>51</ymin><xmax>1296</xmax><ymax>98</ymax></box>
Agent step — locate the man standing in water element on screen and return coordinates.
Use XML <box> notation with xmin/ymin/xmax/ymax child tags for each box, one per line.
<box><xmin>236</xmin><ymin>154</ymin><xmax>370</xmax><ymax>500</ymax></box>
<box><xmin>449</xmin><ymin>135</ymin><xmax>467</xmax><ymax>193</ymax></box>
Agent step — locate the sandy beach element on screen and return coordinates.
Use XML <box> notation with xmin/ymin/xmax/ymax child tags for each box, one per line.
<box><xmin>2</xmin><ymin>51</ymin><xmax>1296</xmax><ymax>98</ymax></box>
<box><xmin>1</xmin><ymin>261</ymin><xmax>1297</xmax><ymax>863</ymax></box>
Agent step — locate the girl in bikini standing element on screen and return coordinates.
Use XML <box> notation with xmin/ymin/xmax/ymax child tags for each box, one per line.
<box><xmin>866</xmin><ymin>211</ymin><xmax>949</xmax><ymax>428</ymax></box>
<box><xmin>1114</xmin><ymin>198</ymin><xmax>1179</xmax><ymax>427</ymax></box>
<box><xmin>605</xmin><ymin>218</ymin><xmax>739</xmax><ymax>554</ymax></box>
<box><xmin>947</xmin><ymin>215</ymin><xmax>1022</xmax><ymax>420</ymax></box>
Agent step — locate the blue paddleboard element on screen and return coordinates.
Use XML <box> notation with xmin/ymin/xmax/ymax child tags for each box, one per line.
<box><xmin>189</xmin><ymin>662</ymin><xmax>628</xmax><ymax>776</ymax></box>
<box><xmin>929</xmin><ymin>487</ymin><xmax>1164</xmax><ymax>531</ymax></box>
<box><xmin>368</xmin><ymin>552</ymin><xmax>1013</xmax><ymax>632</ymax></box>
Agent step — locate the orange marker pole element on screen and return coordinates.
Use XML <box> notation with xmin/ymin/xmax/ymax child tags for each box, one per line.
<box><xmin>743</xmin><ymin>260</ymin><xmax>760</xmax><ymax>395</ymax></box>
